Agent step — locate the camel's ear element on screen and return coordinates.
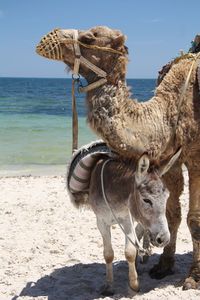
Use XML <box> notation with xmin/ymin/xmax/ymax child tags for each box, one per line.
<box><xmin>158</xmin><ymin>148</ymin><xmax>182</xmax><ymax>176</ymax></box>
<box><xmin>135</xmin><ymin>154</ymin><xmax>150</xmax><ymax>184</ymax></box>
<box><xmin>112</xmin><ymin>34</ymin><xmax>126</xmax><ymax>47</ymax></box>
<box><xmin>79</xmin><ymin>31</ymin><xmax>96</xmax><ymax>44</ymax></box>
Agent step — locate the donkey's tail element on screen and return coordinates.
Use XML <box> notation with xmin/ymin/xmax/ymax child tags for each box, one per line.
<box><xmin>67</xmin><ymin>189</ymin><xmax>90</xmax><ymax>209</ymax></box>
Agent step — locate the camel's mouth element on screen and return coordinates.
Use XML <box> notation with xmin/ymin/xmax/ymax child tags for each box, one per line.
<box><xmin>36</xmin><ymin>28</ymin><xmax>65</xmax><ymax>61</ymax></box>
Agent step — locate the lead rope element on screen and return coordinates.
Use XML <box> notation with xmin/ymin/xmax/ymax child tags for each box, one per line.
<box><xmin>70</xmin><ymin>29</ymin><xmax>124</xmax><ymax>152</ymax></box>
<box><xmin>71</xmin><ymin>77</ymin><xmax>79</xmax><ymax>153</ymax></box>
<box><xmin>70</xmin><ymin>29</ymin><xmax>108</xmax><ymax>153</ymax></box>
<box><xmin>100</xmin><ymin>159</ymin><xmax>150</xmax><ymax>257</ymax></box>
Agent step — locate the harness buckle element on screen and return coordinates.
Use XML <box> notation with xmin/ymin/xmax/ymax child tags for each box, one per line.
<box><xmin>72</xmin><ymin>74</ymin><xmax>84</xmax><ymax>94</ymax></box>
<box><xmin>72</xmin><ymin>74</ymin><xmax>80</xmax><ymax>81</ymax></box>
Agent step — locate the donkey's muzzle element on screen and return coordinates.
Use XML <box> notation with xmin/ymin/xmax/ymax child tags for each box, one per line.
<box><xmin>150</xmin><ymin>231</ymin><xmax>170</xmax><ymax>248</ymax></box>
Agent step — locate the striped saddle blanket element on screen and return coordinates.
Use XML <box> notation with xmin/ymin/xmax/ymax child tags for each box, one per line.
<box><xmin>67</xmin><ymin>140</ymin><xmax>114</xmax><ymax>194</ymax></box>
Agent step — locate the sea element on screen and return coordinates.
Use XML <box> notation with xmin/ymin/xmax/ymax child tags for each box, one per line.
<box><xmin>0</xmin><ymin>78</ymin><xmax>156</xmax><ymax>175</ymax></box>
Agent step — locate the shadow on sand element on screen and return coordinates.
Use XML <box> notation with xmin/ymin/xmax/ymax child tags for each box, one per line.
<box><xmin>13</xmin><ymin>252</ymin><xmax>192</xmax><ymax>300</ymax></box>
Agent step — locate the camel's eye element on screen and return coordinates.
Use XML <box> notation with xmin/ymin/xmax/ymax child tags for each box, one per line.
<box><xmin>93</xmin><ymin>32</ymin><xmax>98</xmax><ymax>37</ymax></box>
<box><xmin>143</xmin><ymin>198</ymin><xmax>153</xmax><ymax>207</ymax></box>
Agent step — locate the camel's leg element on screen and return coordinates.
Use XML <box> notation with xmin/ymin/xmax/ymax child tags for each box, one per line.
<box><xmin>96</xmin><ymin>218</ymin><xmax>114</xmax><ymax>296</ymax></box>
<box><xmin>183</xmin><ymin>166</ymin><xmax>200</xmax><ymax>290</ymax></box>
<box><xmin>150</xmin><ymin>162</ymin><xmax>184</xmax><ymax>279</ymax></box>
<box><xmin>121</xmin><ymin>218</ymin><xmax>139</xmax><ymax>291</ymax></box>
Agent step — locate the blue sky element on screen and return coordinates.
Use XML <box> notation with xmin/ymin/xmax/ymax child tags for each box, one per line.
<box><xmin>0</xmin><ymin>0</ymin><xmax>200</xmax><ymax>78</ymax></box>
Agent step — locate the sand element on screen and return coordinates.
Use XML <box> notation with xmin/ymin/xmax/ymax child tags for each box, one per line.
<box><xmin>1</xmin><ymin>169</ymin><xmax>200</xmax><ymax>300</ymax></box>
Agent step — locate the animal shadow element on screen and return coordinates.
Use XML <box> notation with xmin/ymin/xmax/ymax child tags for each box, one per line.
<box><xmin>13</xmin><ymin>252</ymin><xmax>192</xmax><ymax>300</ymax></box>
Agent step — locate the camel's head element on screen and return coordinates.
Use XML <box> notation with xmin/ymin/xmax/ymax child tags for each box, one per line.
<box><xmin>36</xmin><ymin>26</ymin><xmax>128</xmax><ymax>85</ymax></box>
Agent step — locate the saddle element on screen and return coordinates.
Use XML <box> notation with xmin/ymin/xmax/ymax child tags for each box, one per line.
<box><xmin>157</xmin><ymin>34</ymin><xmax>200</xmax><ymax>92</ymax></box>
<box><xmin>67</xmin><ymin>140</ymin><xmax>115</xmax><ymax>194</ymax></box>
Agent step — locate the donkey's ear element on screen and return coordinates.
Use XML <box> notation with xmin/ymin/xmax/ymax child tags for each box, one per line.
<box><xmin>158</xmin><ymin>148</ymin><xmax>182</xmax><ymax>176</ymax></box>
<box><xmin>135</xmin><ymin>154</ymin><xmax>150</xmax><ymax>184</ymax></box>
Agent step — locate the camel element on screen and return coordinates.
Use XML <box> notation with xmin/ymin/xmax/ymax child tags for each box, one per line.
<box><xmin>36</xmin><ymin>26</ymin><xmax>200</xmax><ymax>289</ymax></box>
<box><xmin>67</xmin><ymin>140</ymin><xmax>181</xmax><ymax>294</ymax></box>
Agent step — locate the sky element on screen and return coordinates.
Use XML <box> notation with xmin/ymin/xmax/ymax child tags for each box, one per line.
<box><xmin>0</xmin><ymin>0</ymin><xmax>200</xmax><ymax>79</ymax></box>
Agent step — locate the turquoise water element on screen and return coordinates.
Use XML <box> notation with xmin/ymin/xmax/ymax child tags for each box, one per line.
<box><xmin>0</xmin><ymin>78</ymin><xmax>156</xmax><ymax>175</ymax></box>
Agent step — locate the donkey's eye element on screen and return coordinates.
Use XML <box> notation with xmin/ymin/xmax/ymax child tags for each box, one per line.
<box><xmin>143</xmin><ymin>198</ymin><xmax>153</xmax><ymax>206</ymax></box>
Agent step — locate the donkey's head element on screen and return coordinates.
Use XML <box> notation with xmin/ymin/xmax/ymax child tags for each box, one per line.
<box><xmin>129</xmin><ymin>148</ymin><xmax>182</xmax><ymax>248</ymax></box>
<box><xmin>36</xmin><ymin>26</ymin><xmax>128</xmax><ymax>85</ymax></box>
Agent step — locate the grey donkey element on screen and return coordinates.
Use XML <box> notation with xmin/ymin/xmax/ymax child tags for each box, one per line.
<box><xmin>67</xmin><ymin>148</ymin><xmax>181</xmax><ymax>294</ymax></box>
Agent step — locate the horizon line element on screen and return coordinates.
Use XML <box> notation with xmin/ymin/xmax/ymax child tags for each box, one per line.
<box><xmin>0</xmin><ymin>76</ymin><xmax>156</xmax><ymax>80</ymax></box>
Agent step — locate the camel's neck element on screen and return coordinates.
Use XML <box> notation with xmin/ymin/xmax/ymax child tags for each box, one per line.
<box><xmin>85</xmin><ymin>58</ymin><xmax>196</xmax><ymax>159</ymax></box>
<box><xmin>86</xmin><ymin>81</ymin><xmax>169</xmax><ymax>158</ymax></box>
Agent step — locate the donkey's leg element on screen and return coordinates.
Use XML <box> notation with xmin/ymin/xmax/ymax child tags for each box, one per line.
<box><xmin>150</xmin><ymin>162</ymin><xmax>184</xmax><ymax>279</ymax></box>
<box><xmin>122</xmin><ymin>218</ymin><xmax>139</xmax><ymax>291</ymax></box>
<box><xmin>96</xmin><ymin>218</ymin><xmax>114</xmax><ymax>295</ymax></box>
<box><xmin>183</xmin><ymin>164</ymin><xmax>200</xmax><ymax>290</ymax></box>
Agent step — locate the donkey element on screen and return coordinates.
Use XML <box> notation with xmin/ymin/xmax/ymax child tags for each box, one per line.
<box><xmin>67</xmin><ymin>144</ymin><xmax>181</xmax><ymax>294</ymax></box>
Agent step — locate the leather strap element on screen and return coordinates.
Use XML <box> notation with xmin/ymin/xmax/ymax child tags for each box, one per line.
<box><xmin>73</xmin><ymin>30</ymin><xmax>81</xmax><ymax>75</ymax></box>
<box><xmin>72</xmin><ymin>29</ymin><xmax>107</xmax><ymax>92</ymax></box>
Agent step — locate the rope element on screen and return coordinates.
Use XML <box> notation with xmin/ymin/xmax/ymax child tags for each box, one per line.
<box><xmin>79</xmin><ymin>56</ymin><xmax>107</xmax><ymax>77</ymax></box>
<box><xmin>63</xmin><ymin>38</ymin><xmax>125</xmax><ymax>56</ymax></box>
<box><xmin>174</xmin><ymin>52</ymin><xmax>200</xmax><ymax>131</ymax></box>
<box><xmin>100</xmin><ymin>159</ymin><xmax>150</xmax><ymax>257</ymax></box>
<box><xmin>72</xmin><ymin>78</ymin><xmax>79</xmax><ymax>153</ymax></box>
<box><xmin>79</xmin><ymin>78</ymin><xmax>107</xmax><ymax>93</ymax></box>
<box><xmin>180</xmin><ymin>53</ymin><xmax>200</xmax><ymax>103</ymax></box>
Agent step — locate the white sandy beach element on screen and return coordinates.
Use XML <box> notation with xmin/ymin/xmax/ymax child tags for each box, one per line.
<box><xmin>1</xmin><ymin>169</ymin><xmax>200</xmax><ymax>300</ymax></box>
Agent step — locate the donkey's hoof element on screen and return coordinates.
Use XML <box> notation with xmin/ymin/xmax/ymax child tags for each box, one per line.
<box><xmin>129</xmin><ymin>281</ymin><xmax>139</xmax><ymax>292</ymax></box>
<box><xmin>100</xmin><ymin>284</ymin><xmax>114</xmax><ymax>296</ymax></box>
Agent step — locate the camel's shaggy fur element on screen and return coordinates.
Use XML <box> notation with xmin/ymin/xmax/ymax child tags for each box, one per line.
<box><xmin>36</xmin><ymin>26</ymin><xmax>200</xmax><ymax>289</ymax></box>
<box><xmin>86</xmin><ymin>57</ymin><xmax>200</xmax><ymax>161</ymax></box>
